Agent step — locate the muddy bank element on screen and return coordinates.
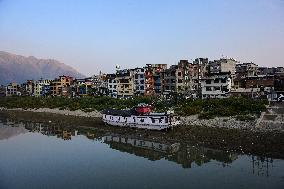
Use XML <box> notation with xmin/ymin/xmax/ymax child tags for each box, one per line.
<box><xmin>0</xmin><ymin>107</ymin><xmax>102</xmax><ymax>118</ymax></box>
<box><xmin>1</xmin><ymin>110</ymin><xmax>283</xmax><ymax>159</ymax></box>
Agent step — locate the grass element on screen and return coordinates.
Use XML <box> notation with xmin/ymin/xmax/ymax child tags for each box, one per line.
<box><xmin>0</xmin><ymin>96</ymin><xmax>268</xmax><ymax>119</ymax></box>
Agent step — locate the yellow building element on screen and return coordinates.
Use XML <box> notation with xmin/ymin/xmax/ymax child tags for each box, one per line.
<box><xmin>116</xmin><ymin>69</ymin><xmax>134</xmax><ymax>98</ymax></box>
<box><xmin>50</xmin><ymin>76</ymin><xmax>73</xmax><ymax>96</ymax></box>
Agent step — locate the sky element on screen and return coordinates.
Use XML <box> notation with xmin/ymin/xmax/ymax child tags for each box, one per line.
<box><xmin>0</xmin><ymin>0</ymin><xmax>283</xmax><ymax>76</ymax></box>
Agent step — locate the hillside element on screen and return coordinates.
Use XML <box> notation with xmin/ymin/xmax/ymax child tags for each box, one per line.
<box><xmin>0</xmin><ymin>51</ymin><xmax>85</xmax><ymax>85</ymax></box>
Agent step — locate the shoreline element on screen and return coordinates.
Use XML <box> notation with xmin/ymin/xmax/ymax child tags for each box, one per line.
<box><xmin>0</xmin><ymin>109</ymin><xmax>284</xmax><ymax>159</ymax></box>
<box><xmin>0</xmin><ymin>106</ymin><xmax>283</xmax><ymax>132</ymax></box>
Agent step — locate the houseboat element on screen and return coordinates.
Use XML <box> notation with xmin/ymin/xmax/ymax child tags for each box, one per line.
<box><xmin>102</xmin><ymin>104</ymin><xmax>181</xmax><ymax>130</ymax></box>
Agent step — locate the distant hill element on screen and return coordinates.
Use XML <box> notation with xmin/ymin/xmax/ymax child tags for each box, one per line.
<box><xmin>0</xmin><ymin>51</ymin><xmax>86</xmax><ymax>85</ymax></box>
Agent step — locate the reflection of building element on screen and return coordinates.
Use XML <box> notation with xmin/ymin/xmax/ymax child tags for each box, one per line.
<box><xmin>19</xmin><ymin>121</ymin><xmax>240</xmax><ymax>169</ymax></box>
<box><xmin>104</xmin><ymin>135</ymin><xmax>180</xmax><ymax>161</ymax></box>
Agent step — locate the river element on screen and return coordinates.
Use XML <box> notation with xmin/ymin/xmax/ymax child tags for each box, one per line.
<box><xmin>0</xmin><ymin>115</ymin><xmax>283</xmax><ymax>189</ymax></box>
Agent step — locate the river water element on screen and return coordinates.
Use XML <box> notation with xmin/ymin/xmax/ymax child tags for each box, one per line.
<box><xmin>0</xmin><ymin>116</ymin><xmax>283</xmax><ymax>189</ymax></box>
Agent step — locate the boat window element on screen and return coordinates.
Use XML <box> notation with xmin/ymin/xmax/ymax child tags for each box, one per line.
<box><xmin>140</xmin><ymin>119</ymin><xmax>144</xmax><ymax>122</ymax></box>
<box><xmin>152</xmin><ymin>119</ymin><xmax>155</xmax><ymax>123</ymax></box>
<box><xmin>165</xmin><ymin>117</ymin><xmax>168</xmax><ymax>123</ymax></box>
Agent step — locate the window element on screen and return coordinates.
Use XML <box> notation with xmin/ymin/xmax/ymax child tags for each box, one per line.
<box><xmin>109</xmin><ymin>85</ymin><xmax>112</xmax><ymax>88</ymax></box>
<box><xmin>178</xmin><ymin>79</ymin><xmax>183</xmax><ymax>83</ymax></box>
<box><xmin>221</xmin><ymin>78</ymin><xmax>227</xmax><ymax>83</ymax></box>
<box><xmin>135</xmin><ymin>75</ymin><xmax>138</xmax><ymax>79</ymax></box>
<box><xmin>140</xmin><ymin>86</ymin><xmax>144</xmax><ymax>90</ymax></box>
<box><xmin>206</xmin><ymin>80</ymin><xmax>211</xmax><ymax>84</ymax></box>
<box><xmin>214</xmin><ymin>86</ymin><xmax>220</xmax><ymax>91</ymax></box>
<box><xmin>178</xmin><ymin>72</ymin><xmax>182</xmax><ymax>76</ymax></box>
<box><xmin>214</xmin><ymin>79</ymin><xmax>219</xmax><ymax>83</ymax></box>
<box><xmin>140</xmin><ymin>80</ymin><xmax>144</xmax><ymax>84</ymax></box>
<box><xmin>206</xmin><ymin>87</ymin><xmax>212</xmax><ymax>91</ymax></box>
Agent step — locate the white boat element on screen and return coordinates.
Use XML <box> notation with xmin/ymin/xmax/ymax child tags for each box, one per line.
<box><xmin>102</xmin><ymin>104</ymin><xmax>181</xmax><ymax>130</ymax></box>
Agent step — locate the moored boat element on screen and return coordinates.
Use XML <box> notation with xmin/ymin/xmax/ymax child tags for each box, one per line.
<box><xmin>102</xmin><ymin>104</ymin><xmax>181</xmax><ymax>130</ymax></box>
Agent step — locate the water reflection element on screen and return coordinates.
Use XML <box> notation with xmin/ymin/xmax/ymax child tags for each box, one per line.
<box><xmin>0</xmin><ymin>117</ymin><xmax>277</xmax><ymax>177</ymax></box>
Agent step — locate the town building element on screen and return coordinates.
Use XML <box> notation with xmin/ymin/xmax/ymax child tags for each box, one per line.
<box><xmin>0</xmin><ymin>85</ymin><xmax>5</xmax><ymax>97</ymax></box>
<box><xmin>188</xmin><ymin>58</ymin><xmax>209</xmax><ymax>98</ymax></box>
<box><xmin>72</xmin><ymin>78</ymin><xmax>93</xmax><ymax>96</ymax></box>
<box><xmin>164</xmin><ymin>61</ymin><xmax>188</xmax><ymax>95</ymax></box>
<box><xmin>133</xmin><ymin>68</ymin><xmax>145</xmax><ymax>96</ymax></box>
<box><xmin>50</xmin><ymin>75</ymin><xmax>73</xmax><ymax>96</ymax></box>
<box><xmin>34</xmin><ymin>79</ymin><xmax>51</xmax><ymax>97</ymax></box>
<box><xmin>116</xmin><ymin>69</ymin><xmax>134</xmax><ymax>98</ymax></box>
<box><xmin>144</xmin><ymin>64</ymin><xmax>167</xmax><ymax>96</ymax></box>
<box><xmin>106</xmin><ymin>74</ymin><xmax>117</xmax><ymax>98</ymax></box>
<box><xmin>21</xmin><ymin>80</ymin><xmax>35</xmax><ymax>96</ymax></box>
<box><xmin>5</xmin><ymin>83</ymin><xmax>20</xmax><ymax>96</ymax></box>
<box><xmin>236</xmin><ymin>62</ymin><xmax>258</xmax><ymax>77</ymax></box>
<box><xmin>201</xmin><ymin>72</ymin><xmax>231</xmax><ymax>99</ymax></box>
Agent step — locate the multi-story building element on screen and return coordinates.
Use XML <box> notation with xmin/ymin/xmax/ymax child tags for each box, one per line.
<box><xmin>34</xmin><ymin>79</ymin><xmax>51</xmax><ymax>97</ymax></box>
<box><xmin>188</xmin><ymin>58</ymin><xmax>209</xmax><ymax>97</ymax></box>
<box><xmin>6</xmin><ymin>83</ymin><xmax>20</xmax><ymax>96</ymax></box>
<box><xmin>236</xmin><ymin>62</ymin><xmax>258</xmax><ymax>78</ymax></box>
<box><xmin>201</xmin><ymin>72</ymin><xmax>231</xmax><ymax>99</ymax></box>
<box><xmin>50</xmin><ymin>75</ymin><xmax>73</xmax><ymax>96</ymax></box>
<box><xmin>208</xmin><ymin>58</ymin><xmax>237</xmax><ymax>76</ymax></box>
<box><xmin>21</xmin><ymin>80</ymin><xmax>35</xmax><ymax>96</ymax></box>
<box><xmin>133</xmin><ymin>68</ymin><xmax>145</xmax><ymax>96</ymax></box>
<box><xmin>144</xmin><ymin>64</ymin><xmax>167</xmax><ymax>96</ymax></box>
<box><xmin>164</xmin><ymin>62</ymin><xmax>187</xmax><ymax>94</ymax></box>
<box><xmin>0</xmin><ymin>85</ymin><xmax>5</xmax><ymax>97</ymax></box>
<box><xmin>106</xmin><ymin>74</ymin><xmax>117</xmax><ymax>98</ymax></box>
<box><xmin>116</xmin><ymin>69</ymin><xmax>134</xmax><ymax>98</ymax></box>
<box><xmin>72</xmin><ymin>78</ymin><xmax>93</xmax><ymax>96</ymax></box>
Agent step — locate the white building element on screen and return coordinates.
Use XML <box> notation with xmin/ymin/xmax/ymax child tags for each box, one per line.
<box><xmin>6</xmin><ymin>83</ymin><xmax>20</xmax><ymax>96</ymax></box>
<box><xmin>201</xmin><ymin>73</ymin><xmax>231</xmax><ymax>99</ymax></box>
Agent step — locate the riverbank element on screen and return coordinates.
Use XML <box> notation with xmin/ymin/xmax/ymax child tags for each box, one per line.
<box><xmin>0</xmin><ymin>110</ymin><xmax>283</xmax><ymax>159</ymax></box>
<box><xmin>1</xmin><ymin>105</ymin><xmax>283</xmax><ymax>132</ymax></box>
<box><xmin>1</xmin><ymin>104</ymin><xmax>283</xmax><ymax>132</ymax></box>
<box><xmin>0</xmin><ymin>107</ymin><xmax>102</xmax><ymax>118</ymax></box>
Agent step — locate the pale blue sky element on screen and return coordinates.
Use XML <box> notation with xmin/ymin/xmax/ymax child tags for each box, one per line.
<box><xmin>0</xmin><ymin>0</ymin><xmax>283</xmax><ymax>76</ymax></box>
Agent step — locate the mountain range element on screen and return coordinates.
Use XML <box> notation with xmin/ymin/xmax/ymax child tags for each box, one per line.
<box><xmin>0</xmin><ymin>51</ymin><xmax>85</xmax><ymax>85</ymax></box>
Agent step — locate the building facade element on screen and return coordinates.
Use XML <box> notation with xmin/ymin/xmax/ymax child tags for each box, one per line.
<box><xmin>116</xmin><ymin>69</ymin><xmax>134</xmax><ymax>98</ymax></box>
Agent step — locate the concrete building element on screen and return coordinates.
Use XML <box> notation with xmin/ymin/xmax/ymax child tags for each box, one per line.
<box><xmin>144</xmin><ymin>64</ymin><xmax>167</xmax><ymax>96</ymax></box>
<box><xmin>164</xmin><ymin>61</ymin><xmax>187</xmax><ymax>95</ymax></box>
<box><xmin>34</xmin><ymin>79</ymin><xmax>51</xmax><ymax>97</ymax></box>
<box><xmin>188</xmin><ymin>58</ymin><xmax>209</xmax><ymax>98</ymax></box>
<box><xmin>106</xmin><ymin>74</ymin><xmax>117</xmax><ymax>98</ymax></box>
<box><xmin>116</xmin><ymin>69</ymin><xmax>134</xmax><ymax>98</ymax></box>
<box><xmin>133</xmin><ymin>68</ymin><xmax>145</xmax><ymax>96</ymax></box>
<box><xmin>6</xmin><ymin>83</ymin><xmax>20</xmax><ymax>96</ymax></box>
<box><xmin>21</xmin><ymin>80</ymin><xmax>35</xmax><ymax>96</ymax></box>
<box><xmin>201</xmin><ymin>72</ymin><xmax>231</xmax><ymax>99</ymax></box>
<box><xmin>50</xmin><ymin>75</ymin><xmax>73</xmax><ymax>96</ymax></box>
<box><xmin>72</xmin><ymin>78</ymin><xmax>93</xmax><ymax>96</ymax></box>
<box><xmin>236</xmin><ymin>62</ymin><xmax>258</xmax><ymax>77</ymax></box>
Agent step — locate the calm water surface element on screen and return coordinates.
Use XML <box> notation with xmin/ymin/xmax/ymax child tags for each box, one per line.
<box><xmin>0</xmin><ymin>117</ymin><xmax>283</xmax><ymax>189</ymax></box>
